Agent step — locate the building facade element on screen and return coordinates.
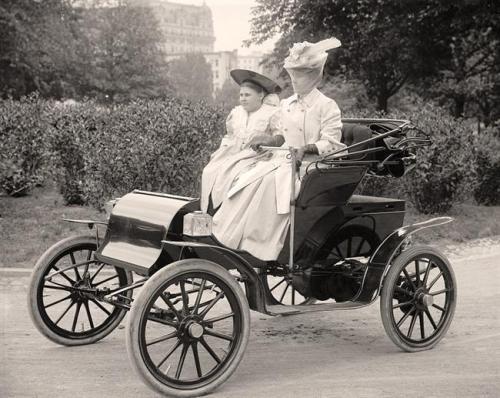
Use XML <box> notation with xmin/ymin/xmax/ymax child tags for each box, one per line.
<box><xmin>127</xmin><ymin>0</ymin><xmax>215</xmax><ymax>54</ymax></box>
<box><xmin>128</xmin><ymin>1</ymin><xmax>269</xmax><ymax>96</ymax></box>
<box><xmin>237</xmin><ymin>52</ymin><xmax>265</xmax><ymax>74</ymax></box>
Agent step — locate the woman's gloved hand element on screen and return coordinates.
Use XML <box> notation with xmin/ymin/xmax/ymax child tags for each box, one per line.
<box><xmin>246</xmin><ymin>135</ymin><xmax>285</xmax><ymax>152</ymax></box>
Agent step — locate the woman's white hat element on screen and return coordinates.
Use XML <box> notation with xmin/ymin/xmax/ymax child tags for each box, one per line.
<box><xmin>284</xmin><ymin>37</ymin><xmax>341</xmax><ymax>69</ymax></box>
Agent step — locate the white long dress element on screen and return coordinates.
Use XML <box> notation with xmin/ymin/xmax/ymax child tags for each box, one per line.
<box><xmin>212</xmin><ymin>89</ymin><xmax>346</xmax><ymax>261</ymax></box>
<box><xmin>200</xmin><ymin>103</ymin><xmax>278</xmax><ymax>212</ymax></box>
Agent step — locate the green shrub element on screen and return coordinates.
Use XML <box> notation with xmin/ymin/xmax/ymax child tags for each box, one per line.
<box><xmin>0</xmin><ymin>94</ymin><xmax>52</xmax><ymax>196</ymax></box>
<box><xmin>49</xmin><ymin>98</ymin><xmax>225</xmax><ymax>208</ymax></box>
<box><xmin>349</xmin><ymin>103</ymin><xmax>476</xmax><ymax>213</ymax></box>
<box><xmin>473</xmin><ymin>126</ymin><xmax>500</xmax><ymax>205</ymax></box>
<box><xmin>403</xmin><ymin>104</ymin><xmax>476</xmax><ymax>214</ymax></box>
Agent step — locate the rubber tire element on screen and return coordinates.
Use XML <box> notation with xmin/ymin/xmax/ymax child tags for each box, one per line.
<box><xmin>127</xmin><ymin>259</ymin><xmax>250</xmax><ymax>398</ymax></box>
<box><xmin>380</xmin><ymin>245</ymin><xmax>457</xmax><ymax>352</ymax></box>
<box><xmin>28</xmin><ymin>235</ymin><xmax>133</xmax><ymax>346</ymax></box>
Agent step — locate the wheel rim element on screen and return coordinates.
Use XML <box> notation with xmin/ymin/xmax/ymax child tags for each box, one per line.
<box><xmin>37</xmin><ymin>243</ymin><xmax>128</xmax><ymax>339</ymax></box>
<box><xmin>264</xmin><ymin>227</ymin><xmax>379</xmax><ymax>305</ymax></box>
<box><xmin>389</xmin><ymin>254</ymin><xmax>455</xmax><ymax>345</ymax></box>
<box><xmin>139</xmin><ymin>272</ymin><xmax>244</xmax><ymax>389</ymax></box>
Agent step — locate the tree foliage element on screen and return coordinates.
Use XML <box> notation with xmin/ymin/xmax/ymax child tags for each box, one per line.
<box><xmin>0</xmin><ymin>0</ymin><xmax>171</xmax><ymax>101</ymax></box>
<box><xmin>0</xmin><ymin>0</ymin><xmax>79</xmax><ymax>98</ymax></box>
<box><xmin>168</xmin><ymin>53</ymin><xmax>213</xmax><ymax>102</ymax></box>
<box><xmin>248</xmin><ymin>0</ymin><xmax>499</xmax><ymax>119</ymax></box>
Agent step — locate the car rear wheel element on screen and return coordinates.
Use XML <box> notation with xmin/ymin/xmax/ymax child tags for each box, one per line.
<box><xmin>380</xmin><ymin>245</ymin><xmax>457</xmax><ymax>352</ymax></box>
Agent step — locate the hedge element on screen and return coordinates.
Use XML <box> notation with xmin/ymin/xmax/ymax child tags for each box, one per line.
<box><xmin>0</xmin><ymin>94</ymin><xmax>52</xmax><ymax>196</ymax></box>
<box><xmin>49</xmin><ymin>98</ymin><xmax>226</xmax><ymax>207</ymax></box>
<box><xmin>1</xmin><ymin>95</ymin><xmax>496</xmax><ymax>214</ymax></box>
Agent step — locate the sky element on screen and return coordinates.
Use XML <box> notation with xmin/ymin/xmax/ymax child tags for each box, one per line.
<box><xmin>171</xmin><ymin>0</ymin><xmax>277</xmax><ymax>54</ymax></box>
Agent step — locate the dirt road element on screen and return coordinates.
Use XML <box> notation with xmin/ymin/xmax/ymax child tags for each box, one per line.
<box><xmin>1</xmin><ymin>242</ymin><xmax>499</xmax><ymax>398</ymax></box>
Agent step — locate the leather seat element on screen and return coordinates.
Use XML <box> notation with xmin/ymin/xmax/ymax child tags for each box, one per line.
<box><xmin>340</xmin><ymin>123</ymin><xmax>374</xmax><ymax>160</ymax></box>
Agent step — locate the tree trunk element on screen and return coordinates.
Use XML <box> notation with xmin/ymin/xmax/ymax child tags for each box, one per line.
<box><xmin>453</xmin><ymin>95</ymin><xmax>466</xmax><ymax>118</ymax></box>
<box><xmin>376</xmin><ymin>94</ymin><xmax>389</xmax><ymax>112</ymax></box>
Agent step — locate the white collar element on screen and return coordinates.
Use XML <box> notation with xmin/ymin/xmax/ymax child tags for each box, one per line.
<box><xmin>288</xmin><ymin>88</ymin><xmax>321</xmax><ymax>108</ymax></box>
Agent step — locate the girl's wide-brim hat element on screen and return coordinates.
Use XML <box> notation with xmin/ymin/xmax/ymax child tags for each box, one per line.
<box><xmin>230</xmin><ymin>69</ymin><xmax>282</xmax><ymax>94</ymax></box>
<box><xmin>284</xmin><ymin>37</ymin><xmax>341</xmax><ymax>69</ymax></box>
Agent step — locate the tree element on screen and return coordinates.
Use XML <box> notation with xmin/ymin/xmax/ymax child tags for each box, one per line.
<box><xmin>78</xmin><ymin>1</ymin><xmax>172</xmax><ymax>102</ymax></box>
<box><xmin>0</xmin><ymin>0</ymin><xmax>79</xmax><ymax>99</ymax></box>
<box><xmin>214</xmin><ymin>77</ymin><xmax>239</xmax><ymax>110</ymax></box>
<box><xmin>168</xmin><ymin>53</ymin><xmax>213</xmax><ymax>102</ymax></box>
<box><xmin>423</xmin><ymin>3</ymin><xmax>500</xmax><ymax>121</ymax></box>
<box><xmin>247</xmin><ymin>0</ymin><xmax>498</xmax><ymax>114</ymax></box>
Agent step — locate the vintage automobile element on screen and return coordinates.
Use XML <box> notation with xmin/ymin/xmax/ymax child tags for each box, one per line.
<box><xmin>28</xmin><ymin>118</ymin><xmax>457</xmax><ymax>397</ymax></box>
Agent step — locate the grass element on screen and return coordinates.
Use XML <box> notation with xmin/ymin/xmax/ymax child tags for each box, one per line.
<box><xmin>1</xmin><ymin>185</ymin><xmax>499</xmax><ymax>268</ymax></box>
<box><xmin>0</xmin><ymin>184</ymin><xmax>102</xmax><ymax>268</ymax></box>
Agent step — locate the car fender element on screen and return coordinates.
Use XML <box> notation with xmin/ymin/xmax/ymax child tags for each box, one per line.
<box><xmin>354</xmin><ymin>217</ymin><xmax>453</xmax><ymax>303</ymax></box>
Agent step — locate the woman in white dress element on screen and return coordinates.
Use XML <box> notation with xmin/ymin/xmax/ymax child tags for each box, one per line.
<box><xmin>212</xmin><ymin>38</ymin><xmax>347</xmax><ymax>261</ymax></box>
<box><xmin>200</xmin><ymin>69</ymin><xmax>282</xmax><ymax>213</ymax></box>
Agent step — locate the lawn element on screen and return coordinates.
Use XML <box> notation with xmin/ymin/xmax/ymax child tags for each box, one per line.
<box><xmin>1</xmin><ymin>184</ymin><xmax>499</xmax><ymax>268</ymax></box>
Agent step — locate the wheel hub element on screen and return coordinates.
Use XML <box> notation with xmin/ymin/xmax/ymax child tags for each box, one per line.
<box><xmin>417</xmin><ymin>292</ymin><xmax>433</xmax><ymax>308</ymax></box>
<box><xmin>187</xmin><ymin>322</ymin><xmax>204</xmax><ymax>339</ymax></box>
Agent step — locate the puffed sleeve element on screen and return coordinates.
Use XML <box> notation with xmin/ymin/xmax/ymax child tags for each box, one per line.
<box><xmin>315</xmin><ymin>99</ymin><xmax>346</xmax><ymax>155</ymax></box>
<box><xmin>220</xmin><ymin>108</ymin><xmax>237</xmax><ymax>147</ymax></box>
<box><xmin>267</xmin><ymin>103</ymin><xmax>283</xmax><ymax>137</ymax></box>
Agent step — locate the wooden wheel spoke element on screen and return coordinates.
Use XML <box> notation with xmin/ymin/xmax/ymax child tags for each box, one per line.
<box><xmin>407</xmin><ymin>311</ymin><xmax>418</xmax><ymax>338</ymax></box>
<box><xmin>84</xmin><ymin>300</ymin><xmax>94</xmax><ymax>329</ymax></box>
<box><xmin>192</xmin><ymin>279</ymin><xmax>206</xmax><ymax>315</ymax></box>
<box><xmin>147</xmin><ymin>331</ymin><xmax>178</xmax><ymax>347</ymax></box>
<box><xmin>45</xmin><ymin>294</ymin><xmax>72</xmax><ymax>309</ymax></box>
<box><xmin>93</xmin><ymin>274</ymin><xmax>118</xmax><ymax>287</ymax></box>
<box><xmin>279</xmin><ymin>281</ymin><xmax>290</xmax><ymax>303</ymax></box>
<box><xmin>89</xmin><ymin>263</ymin><xmax>106</xmax><ymax>283</ymax></box>
<box><xmin>157</xmin><ymin>339</ymin><xmax>182</xmax><ymax>369</ymax></box>
<box><xmin>71</xmin><ymin>302</ymin><xmax>82</xmax><ymax>332</ymax></box>
<box><xmin>52</xmin><ymin>265</ymin><xmax>75</xmax><ymax>285</ymax></box>
<box><xmin>430</xmin><ymin>288</ymin><xmax>451</xmax><ymax>296</ymax></box>
<box><xmin>69</xmin><ymin>252</ymin><xmax>81</xmax><ymax>280</ymax></box>
<box><xmin>422</xmin><ymin>260</ymin><xmax>432</xmax><ymax>286</ymax></box>
<box><xmin>402</xmin><ymin>268</ymin><xmax>416</xmax><ymax>291</ymax></box>
<box><xmin>335</xmin><ymin>245</ymin><xmax>343</xmax><ymax>259</ymax></box>
<box><xmin>291</xmin><ymin>286</ymin><xmax>296</xmax><ymax>305</ymax></box>
<box><xmin>415</xmin><ymin>260</ymin><xmax>420</xmax><ymax>287</ymax></box>
<box><xmin>200</xmin><ymin>337</ymin><xmax>221</xmax><ymax>364</ymax></box>
<box><xmin>160</xmin><ymin>293</ymin><xmax>181</xmax><ymax>320</ymax></box>
<box><xmin>175</xmin><ymin>343</ymin><xmax>189</xmax><ymax>379</ymax></box>
<box><xmin>204</xmin><ymin>329</ymin><xmax>234</xmax><ymax>342</ymax></box>
<box><xmin>347</xmin><ymin>237</ymin><xmax>352</xmax><ymax>257</ymax></box>
<box><xmin>419</xmin><ymin>311</ymin><xmax>425</xmax><ymax>339</ymax></box>
<box><xmin>192</xmin><ymin>343</ymin><xmax>203</xmax><ymax>378</ymax></box>
<box><xmin>269</xmin><ymin>278</ymin><xmax>285</xmax><ymax>292</ymax></box>
<box><xmin>55</xmin><ymin>300</ymin><xmax>75</xmax><ymax>325</ymax></box>
<box><xmin>180</xmin><ymin>281</ymin><xmax>189</xmax><ymax>315</ymax></box>
<box><xmin>427</xmin><ymin>270</ymin><xmax>443</xmax><ymax>290</ymax></box>
<box><xmin>90</xmin><ymin>298</ymin><xmax>111</xmax><ymax>316</ymax></box>
<box><xmin>424</xmin><ymin>308</ymin><xmax>437</xmax><ymax>329</ymax></box>
<box><xmin>392</xmin><ymin>300</ymin><xmax>413</xmax><ymax>309</ymax></box>
<box><xmin>396</xmin><ymin>306</ymin><xmax>415</xmax><ymax>328</ymax></box>
<box><xmin>204</xmin><ymin>312</ymin><xmax>234</xmax><ymax>324</ymax></box>
<box><xmin>432</xmin><ymin>303</ymin><xmax>445</xmax><ymax>312</ymax></box>
<box><xmin>199</xmin><ymin>291</ymin><xmax>225</xmax><ymax>319</ymax></box>
<box><xmin>355</xmin><ymin>238</ymin><xmax>366</xmax><ymax>256</ymax></box>
<box><xmin>45</xmin><ymin>280</ymin><xmax>73</xmax><ymax>292</ymax></box>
